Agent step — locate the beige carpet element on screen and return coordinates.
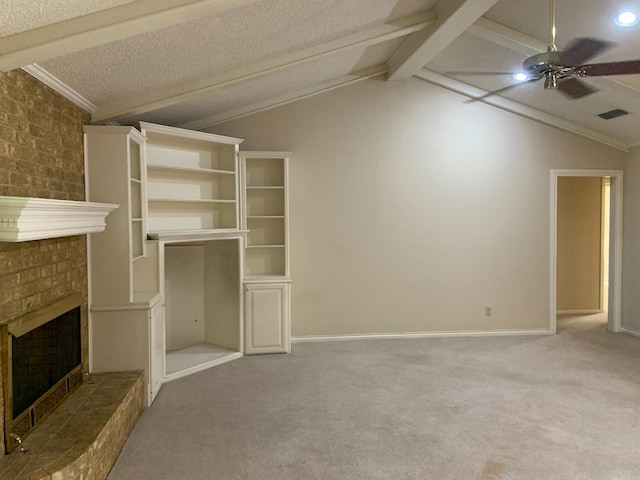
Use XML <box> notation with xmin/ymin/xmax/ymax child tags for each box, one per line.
<box><xmin>108</xmin><ymin>314</ymin><xmax>640</xmax><ymax>479</ymax></box>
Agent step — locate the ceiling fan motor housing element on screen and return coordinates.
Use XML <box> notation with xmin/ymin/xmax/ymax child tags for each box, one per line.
<box><xmin>524</xmin><ymin>51</ymin><xmax>570</xmax><ymax>76</ymax></box>
<box><xmin>523</xmin><ymin>51</ymin><xmax>583</xmax><ymax>90</ymax></box>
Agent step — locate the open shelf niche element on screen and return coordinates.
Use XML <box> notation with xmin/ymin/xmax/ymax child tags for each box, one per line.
<box><xmin>141</xmin><ymin>122</ymin><xmax>243</xmax><ymax>233</ymax></box>
<box><xmin>155</xmin><ymin>233</ymin><xmax>244</xmax><ymax>380</ymax></box>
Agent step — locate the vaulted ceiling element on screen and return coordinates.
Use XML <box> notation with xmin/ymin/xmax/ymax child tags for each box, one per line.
<box><xmin>2</xmin><ymin>0</ymin><xmax>640</xmax><ymax>150</ymax></box>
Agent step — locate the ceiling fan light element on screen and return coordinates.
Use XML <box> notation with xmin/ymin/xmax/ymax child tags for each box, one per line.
<box><xmin>615</xmin><ymin>11</ymin><xmax>638</xmax><ymax>26</ymax></box>
<box><xmin>513</xmin><ymin>72</ymin><xmax>529</xmax><ymax>82</ymax></box>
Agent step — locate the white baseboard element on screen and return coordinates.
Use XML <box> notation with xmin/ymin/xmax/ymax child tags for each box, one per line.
<box><xmin>620</xmin><ymin>327</ymin><xmax>640</xmax><ymax>339</ymax></box>
<box><xmin>292</xmin><ymin>329</ymin><xmax>553</xmax><ymax>343</ymax></box>
<box><xmin>556</xmin><ymin>310</ymin><xmax>602</xmax><ymax>315</ymax></box>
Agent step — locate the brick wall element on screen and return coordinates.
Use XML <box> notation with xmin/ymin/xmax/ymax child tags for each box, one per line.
<box><xmin>0</xmin><ymin>69</ymin><xmax>90</xmax><ymax>453</ymax></box>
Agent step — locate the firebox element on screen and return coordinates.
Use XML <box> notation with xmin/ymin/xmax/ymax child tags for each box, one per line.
<box><xmin>1</xmin><ymin>294</ymin><xmax>83</xmax><ymax>454</ymax></box>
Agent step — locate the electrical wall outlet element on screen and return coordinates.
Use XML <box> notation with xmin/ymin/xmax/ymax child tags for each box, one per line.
<box><xmin>485</xmin><ymin>306</ymin><xmax>492</xmax><ymax>317</ymax></box>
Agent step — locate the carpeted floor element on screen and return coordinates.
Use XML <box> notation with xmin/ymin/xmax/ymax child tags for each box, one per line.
<box><xmin>108</xmin><ymin>314</ymin><xmax>640</xmax><ymax>479</ymax></box>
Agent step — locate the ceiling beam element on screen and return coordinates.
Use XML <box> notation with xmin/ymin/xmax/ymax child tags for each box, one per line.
<box><xmin>415</xmin><ymin>69</ymin><xmax>629</xmax><ymax>152</ymax></box>
<box><xmin>0</xmin><ymin>0</ymin><xmax>258</xmax><ymax>72</ymax></box>
<box><xmin>180</xmin><ymin>65</ymin><xmax>389</xmax><ymax>130</ymax></box>
<box><xmin>91</xmin><ymin>10</ymin><xmax>438</xmax><ymax>123</ymax></box>
<box><xmin>467</xmin><ymin>17</ymin><xmax>546</xmax><ymax>56</ymax></box>
<box><xmin>386</xmin><ymin>0</ymin><xmax>501</xmax><ymax>81</ymax></box>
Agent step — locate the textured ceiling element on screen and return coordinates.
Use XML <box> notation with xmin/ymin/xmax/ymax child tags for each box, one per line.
<box><xmin>41</xmin><ymin>0</ymin><xmax>430</xmax><ymax>103</ymax></box>
<box><xmin>118</xmin><ymin>39</ymin><xmax>401</xmax><ymax>127</ymax></box>
<box><xmin>424</xmin><ymin>0</ymin><xmax>640</xmax><ymax>146</ymax></box>
<box><xmin>483</xmin><ymin>0</ymin><xmax>640</xmax><ymax>89</ymax></box>
<box><xmin>0</xmin><ymin>0</ymin><xmax>137</xmax><ymax>35</ymax></box>
<box><xmin>485</xmin><ymin>0</ymin><xmax>640</xmax><ymax>47</ymax></box>
<box><xmin>3</xmin><ymin>0</ymin><xmax>640</xmax><ymax>147</ymax></box>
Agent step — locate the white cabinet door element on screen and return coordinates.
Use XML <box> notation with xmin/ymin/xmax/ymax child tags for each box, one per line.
<box><xmin>149</xmin><ymin>300</ymin><xmax>165</xmax><ymax>404</ymax></box>
<box><xmin>245</xmin><ymin>283</ymin><xmax>290</xmax><ymax>354</ymax></box>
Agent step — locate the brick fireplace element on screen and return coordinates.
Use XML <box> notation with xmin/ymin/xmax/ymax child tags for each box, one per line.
<box><xmin>0</xmin><ymin>69</ymin><xmax>144</xmax><ymax>480</ymax></box>
<box><xmin>0</xmin><ymin>69</ymin><xmax>90</xmax><ymax>455</ymax></box>
<box><xmin>2</xmin><ymin>294</ymin><xmax>83</xmax><ymax>453</ymax></box>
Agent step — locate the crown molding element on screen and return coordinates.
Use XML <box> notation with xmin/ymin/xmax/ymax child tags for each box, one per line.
<box><xmin>21</xmin><ymin>64</ymin><xmax>96</xmax><ymax>113</ymax></box>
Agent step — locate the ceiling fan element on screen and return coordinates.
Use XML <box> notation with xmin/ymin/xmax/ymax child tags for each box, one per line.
<box><xmin>464</xmin><ymin>0</ymin><xmax>640</xmax><ymax>100</ymax></box>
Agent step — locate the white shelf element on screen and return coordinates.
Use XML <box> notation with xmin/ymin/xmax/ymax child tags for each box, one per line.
<box><xmin>246</xmin><ymin>186</ymin><xmax>284</xmax><ymax>189</ymax></box>
<box><xmin>147</xmin><ymin>164</ymin><xmax>235</xmax><ymax>176</ymax></box>
<box><xmin>243</xmin><ymin>275</ymin><xmax>292</xmax><ymax>284</ymax></box>
<box><xmin>148</xmin><ymin>198</ymin><xmax>236</xmax><ymax>204</ymax></box>
<box><xmin>147</xmin><ymin>229</ymin><xmax>248</xmax><ymax>242</ymax></box>
<box><xmin>164</xmin><ymin>343</ymin><xmax>242</xmax><ymax>381</ymax></box>
<box><xmin>246</xmin><ymin>244</ymin><xmax>285</xmax><ymax>248</ymax></box>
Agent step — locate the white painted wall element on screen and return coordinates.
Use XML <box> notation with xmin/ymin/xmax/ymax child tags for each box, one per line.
<box><xmin>208</xmin><ymin>78</ymin><xmax>626</xmax><ymax>337</ymax></box>
<box><xmin>622</xmin><ymin>147</ymin><xmax>640</xmax><ymax>334</ymax></box>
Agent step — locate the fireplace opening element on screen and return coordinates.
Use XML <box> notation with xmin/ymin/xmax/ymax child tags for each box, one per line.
<box><xmin>2</xmin><ymin>294</ymin><xmax>84</xmax><ymax>454</ymax></box>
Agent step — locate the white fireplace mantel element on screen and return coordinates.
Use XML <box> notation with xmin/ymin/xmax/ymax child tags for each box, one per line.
<box><xmin>0</xmin><ymin>196</ymin><xmax>118</xmax><ymax>242</ymax></box>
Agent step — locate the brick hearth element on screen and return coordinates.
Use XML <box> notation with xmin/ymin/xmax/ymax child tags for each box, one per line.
<box><xmin>0</xmin><ymin>373</ymin><xmax>143</xmax><ymax>480</ymax></box>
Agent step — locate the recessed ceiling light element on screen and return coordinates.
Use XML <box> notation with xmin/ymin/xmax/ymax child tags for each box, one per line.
<box><xmin>513</xmin><ymin>72</ymin><xmax>529</xmax><ymax>82</ymax></box>
<box><xmin>615</xmin><ymin>11</ymin><xmax>638</xmax><ymax>26</ymax></box>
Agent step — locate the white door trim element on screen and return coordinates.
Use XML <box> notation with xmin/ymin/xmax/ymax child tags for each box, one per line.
<box><xmin>550</xmin><ymin>169</ymin><xmax>623</xmax><ymax>334</ymax></box>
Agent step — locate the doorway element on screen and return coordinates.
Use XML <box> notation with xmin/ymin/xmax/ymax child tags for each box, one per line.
<box><xmin>550</xmin><ymin>170</ymin><xmax>623</xmax><ymax>334</ymax></box>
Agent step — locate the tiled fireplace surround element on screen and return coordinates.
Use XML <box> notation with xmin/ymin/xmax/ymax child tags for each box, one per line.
<box><xmin>0</xmin><ymin>71</ymin><xmax>142</xmax><ymax>477</ymax></box>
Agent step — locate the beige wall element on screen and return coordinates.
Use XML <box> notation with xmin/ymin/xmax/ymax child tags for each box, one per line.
<box><xmin>556</xmin><ymin>177</ymin><xmax>603</xmax><ymax>312</ymax></box>
<box><xmin>622</xmin><ymin>147</ymin><xmax>640</xmax><ymax>333</ymax></box>
<box><xmin>208</xmin><ymin>77</ymin><xmax>626</xmax><ymax>337</ymax></box>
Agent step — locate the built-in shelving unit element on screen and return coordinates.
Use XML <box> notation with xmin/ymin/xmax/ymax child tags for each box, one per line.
<box><xmin>85</xmin><ymin>125</ymin><xmax>293</xmax><ymax>402</ymax></box>
<box><xmin>240</xmin><ymin>152</ymin><xmax>292</xmax><ymax>354</ymax></box>
<box><xmin>141</xmin><ymin>122</ymin><xmax>243</xmax><ymax>233</ymax></box>
<box><xmin>84</xmin><ymin>126</ymin><xmax>164</xmax><ymax>406</ymax></box>
<box><xmin>140</xmin><ymin>123</ymin><xmax>246</xmax><ymax>382</ymax></box>
<box><xmin>242</xmin><ymin>154</ymin><xmax>289</xmax><ymax>278</ymax></box>
<box><xmin>130</xmin><ymin>137</ymin><xmax>144</xmax><ymax>260</ymax></box>
<box><xmin>84</xmin><ymin>125</ymin><xmax>148</xmax><ymax>305</ymax></box>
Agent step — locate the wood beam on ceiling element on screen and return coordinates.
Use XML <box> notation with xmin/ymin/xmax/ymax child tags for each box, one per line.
<box><xmin>0</xmin><ymin>0</ymin><xmax>258</xmax><ymax>72</ymax></box>
<box><xmin>90</xmin><ymin>10</ymin><xmax>438</xmax><ymax>123</ymax></box>
<box><xmin>386</xmin><ymin>0</ymin><xmax>501</xmax><ymax>82</ymax></box>
<box><xmin>180</xmin><ymin>64</ymin><xmax>390</xmax><ymax>130</ymax></box>
<box><xmin>467</xmin><ymin>17</ymin><xmax>546</xmax><ymax>57</ymax></box>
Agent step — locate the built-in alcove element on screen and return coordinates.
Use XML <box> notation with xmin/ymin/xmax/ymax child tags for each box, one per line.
<box><xmin>163</xmin><ymin>238</ymin><xmax>243</xmax><ymax>381</ymax></box>
<box><xmin>1</xmin><ymin>294</ymin><xmax>83</xmax><ymax>454</ymax></box>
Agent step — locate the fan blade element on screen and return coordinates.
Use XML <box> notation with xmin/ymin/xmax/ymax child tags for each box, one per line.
<box><xmin>557</xmin><ymin>77</ymin><xmax>597</xmax><ymax>99</ymax></box>
<box><xmin>581</xmin><ymin>60</ymin><xmax>640</xmax><ymax>76</ymax></box>
<box><xmin>466</xmin><ymin>76</ymin><xmax>542</xmax><ymax>102</ymax></box>
<box><xmin>558</xmin><ymin>37</ymin><xmax>615</xmax><ymax>66</ymax></box>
